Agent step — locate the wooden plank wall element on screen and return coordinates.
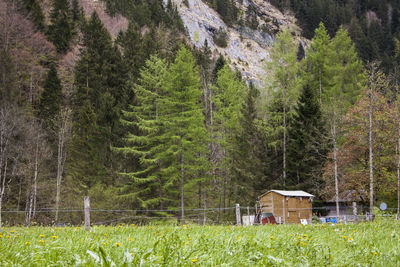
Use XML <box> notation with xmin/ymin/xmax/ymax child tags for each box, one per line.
<box><xmin>259</xmin><ymin>192</ymin><xmax>312</xmax><ymax>224</ymax></box>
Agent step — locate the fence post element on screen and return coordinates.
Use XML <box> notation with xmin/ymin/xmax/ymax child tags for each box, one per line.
<box><xmin>352</xmin><ymin>202</ymin><xmax>357</xmax><ymax>223</ymax></box>
<box><xmin>84</xmin><ymin>196</ymin><xmax>90</xmax><ymax>231</ymax></box>
<box><xmin>235</xmin><ymin>204</ymin><xmax>241</xmax><ymax>226</ymax></box>
<box><xmin>282</xmin><ymin>199</ymin><xmax>286</xmax><ymax>224</ymax></box>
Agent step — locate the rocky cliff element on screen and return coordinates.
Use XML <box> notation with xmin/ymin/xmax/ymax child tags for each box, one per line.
<box><xmin>168</xmin><ymin>0</ymin><xmax>304</xmax><ymax>85</ymax></box>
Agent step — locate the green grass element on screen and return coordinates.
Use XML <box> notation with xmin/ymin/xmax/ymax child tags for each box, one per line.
<box><xmin>1</xmin><ymin>219</ymin><xmax>400</xmax><ymax>266</ymax></box>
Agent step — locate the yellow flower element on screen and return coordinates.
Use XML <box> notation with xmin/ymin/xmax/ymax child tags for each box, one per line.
<box><xmin>121</xmin><ymin>223</ymin><xmax>126</xmax><ymax>226</ymax></box>
<box><xmin>302</xmin><ymin>234</ymin><xmax>307</xmax><ymax>237</ymax></box>
<box><xmin>131</xmin><ymin>224</ymin><xmax>135</xmax><ymax>227</ymax></box>
<box><xmin>191</xmin><ymin>259</ymin><xmax>197</xmax><ymax>263</ymax></box>
<box><xmin>103</xmin><ymin>234</ymin><xmax>108</xmax><ymax>237</ymax></box>
<box><xmin>5</xmin><ymin>235</ymin><xmax>10</xmax><ymax>239</ymax></box>
<box><xmin>10</xmin><ymin>230</ymin><xmax>15</xmax><ymax>233</ymax></box>
<box><xmin>342</xmin><ymin>235</ymin><xmax>347</xmax><ymax>239</ymax></box>
<box><xmin>348</xmin><ymin>238</ymin><xmax>353</xmax><ymax>242</ymax></box>
<box><xmin>40</xmin><ymin>234</ymin><xmax>45</xmax><ymax>238</ymax></box>
<box><xmin>39</xmin><ymin>240</ymin><xmax>45</xmax><ymax>244</ymax></box>
<box><xmin>115</xmin><ymin>243</ymin><xmax>121</xmax><ymax>247</ymax></box>
<box><xmin>297</xmin><ymin>236</ymin><xmax>302</xmax><ymax>239</ymax></box>
<box><xmin>25</xmin><ymin>241</ymin><xmax>31</xmax><ymax>245</ymax></box>
<box><xmin>373</xmin><ymin>252</ymin><xmax>378</xmax><ymax>256</ymax></box>
<box><xmin>269</xmin><ymin>236</ymin><xmax>274</xmax><ymax>239</ymax></box>
<box><xmin>300</xmin><ymin>242</ymin><xmax>307</xmax><ymax>246</ymax></box>
<box><xmin>51</xmin><ymin>236</ymin><xmax>58</xmax><ymax>239</ymax></box>
<box><xmin>129</xmin><ymin>238</ymin><xmax>133</xmax><ymax>242</ymax></box>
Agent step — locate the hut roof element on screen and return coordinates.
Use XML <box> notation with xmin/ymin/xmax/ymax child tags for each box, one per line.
<box><xmin>259</xmin><ymin>190</ymin><xmax>314</xmax><ymax>199</ymax></box>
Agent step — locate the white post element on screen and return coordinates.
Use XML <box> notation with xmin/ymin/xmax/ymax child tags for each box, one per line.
<box><xmin>353</xmin><ymin>202</ymin><xmax>357</xmax><ymax>223</ymax></box>
<box><xmin>235</xmin><ymin>204</ymin><xmax>241</xmax><ymax>226</ymax></box>
<box><xmin>84</xmin><ymin>196</ymin><xmax>90</xmax><ymax>231</ymax></box>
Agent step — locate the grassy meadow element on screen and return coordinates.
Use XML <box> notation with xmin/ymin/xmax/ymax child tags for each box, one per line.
<box><xmin>0</xmin><ymin>219</ymin><xmax>399</xmax><ymax>266</ymax></box>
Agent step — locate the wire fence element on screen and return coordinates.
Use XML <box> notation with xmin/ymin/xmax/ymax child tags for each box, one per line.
<box><xmin>1</xmin><ymin>205</ymin><xmax>398</xmax><ymax>227</ymax></box>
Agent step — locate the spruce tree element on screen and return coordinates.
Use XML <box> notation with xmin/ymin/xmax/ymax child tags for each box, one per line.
<box><xmin>68</xmin><ymin>100</ymin><xmax>106</xmax><ymax>193</ymax></box>
<box><xmin>38</xmin><ymin>64</ymin><xmax>63</xmax><ymax>129</ymax></box>
<box><xmin>287</xmin><ymin>82</ymin><xmax>329</xmax><ymax>193</ymax></box>
<box><xmin>22</xmin><ymin>0</ymin><xmax>45</xmax><ymax>31</ymax></box>
<box><xmin>47</xmin><ymin>0</ymin><xmax>73</xmax><ymax>53</ymax></box>
<box><xmin>232</xmin><ymin>83</ymin><xmax>267</xmax><ymax>203</ymax></box>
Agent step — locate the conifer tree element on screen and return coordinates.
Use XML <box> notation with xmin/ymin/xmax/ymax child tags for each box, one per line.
<box><xmin>324</xmin><ymin>26</ymin><xmax>364</xmax><ymax>216</ymax></box>
<box><xmin>47</xmin><ymin>0</ymin><xmax>73</xmax><ymax>53</ymax></box>
<box><xmin>68</xmin><ymin>101</ymin><xmax>106</xmax><ymax>193</ymax></box>
<box><xmin>161</xmin><ymin>46</ymin><xmax>208</xmax><ymax>223</ymax></box>
<box><xmin>264</xmin><ymin>28</ymin><xmax>300</xmax><ymax>187</ymax></box>
<box><xmin>287</xmin><ymin>82</ymin><xmax>329</xmax><ymax>193</ymax></box>
<box><xmin>116</xmin><ymin>56</ymin><xmax>168</xmax><ymax>209</ymax></box>
<box><xmin>38</xmin><ymin>64</ymin><xmax>63</xmax><ymax>129</ymax></box>
<box><xmin>22</xmin><ymin>0</ymin><xmax>45</xmax><ymax>31</ymax></box>
<box><xmin>306</xmin><ymin>22</ymin><xmax>331</xmax><ymax>104</ymax></box>
<box><xmin>213</xmin><ymin>64</ymin><xmax>246</xmax><ymax>209</ymax></box>
<box><xmin>232</xmin><ymin>83</ymin><xmax>267</xmax><ymax>203</ymax></box>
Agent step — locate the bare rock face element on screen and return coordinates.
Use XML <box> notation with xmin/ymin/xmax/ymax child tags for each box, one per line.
<box><xmin>169</xmin><ymin>0</ymin><xmax>302</xmax><ymax>86</ymax></box>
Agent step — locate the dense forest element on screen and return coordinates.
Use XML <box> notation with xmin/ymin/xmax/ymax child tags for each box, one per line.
<box><xmin>0</xmin><ymin>0</ymin><xmax>399</xmax><ymax>225</ymax></box>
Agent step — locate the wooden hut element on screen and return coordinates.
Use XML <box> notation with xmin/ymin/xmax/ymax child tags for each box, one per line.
<box><xmin>258</xmin><ymin>190</ymin><xmax>314</xmax><ymax>224</ymax></box>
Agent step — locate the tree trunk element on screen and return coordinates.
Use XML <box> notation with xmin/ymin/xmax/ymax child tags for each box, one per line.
<box><xmin>283</xmin><ymin>105</ymin><xmax>287</xmax><ymax>186</ymax></box>
<box><xmin>397</xmin><ymin>105</ymin><xmax>400</xmax><ymax>220</ymax></box>
<box><xmin>33</xmin><ymin>132</ymin><xmax>39</xmax><ymax>218</ymax></box>
<box><xmin>369</xmin><ymin>76</ymin><xmax>374</xmax><ymax>219</ymax></box>
<box><xmin>319</xmin><ymin>67</ymin><xmax>322</xmax><ymax>105</ymax></box>
<box><xmin>180</xmin><ymin>106</ymin><xmax>185</xmax><ymax>225</ymax></box>
<box><xmin>198</xmin><ymin>182</ymin><xmax>201</xmax><ymax>225</ymax></box>
<box><xmin>333</xmin><ymin>119</ymin><xmax>340</xmax><ymax>218</ymax></box>
<box><xmin>55</xmin><ymin>116</ymin><xmax>67</xmax><ymax>223</ymax></box>
<box><xmin>203</xmin><ymin>190</ymin><xmax>207</xmax><ymax>225</ymax></box>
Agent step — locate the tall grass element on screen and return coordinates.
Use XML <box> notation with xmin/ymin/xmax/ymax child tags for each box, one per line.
<box><xmin>0</xmin><ymin>219</ymin><xmax>399</xmax><ymax>266</ymax></box>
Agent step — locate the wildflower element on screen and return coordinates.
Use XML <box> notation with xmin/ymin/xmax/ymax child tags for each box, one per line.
<box><xmin>121</xmin><ymin>223</ymin><xmax>126</xmax><ymax>226</ymax></box>
<box><xmin>373</xmin><ymin>252</ymin><xmax>378</xmax><ymax>256</ymax></box>
<box><xmin>25</xmin><ymin>241</ymin><xmax>31</xmax><ymax>245</ymax></box>
<box><xmin>131</xmin><ymin>224</ymin><xmax>135</xmax><ymax>227</ymax></box>
<box><xmin>39</xmin><ymin>240</ymin><xmax>45</xmax><ymax>244</ymax></box>
<box><xmin>303</xmin><ymin>234</ymin><xmax>307</xmax><ymax>237</ymax></box>
<box><xmin>129</xmin><ymin>238</ymin><xmax>134</xmax><ymax>242</ymax></box>
<box><xmin>103</xmin><ymin>234</ymin><xmax>108</xmax><ymax>237</ymax></box>
<box><xmin>269</xmin><ymin>236</ymin><xmax>275</xmax><ymax>239</ymax></box>
<box><xmin>300</xmin><ymin>242</ymin><xmax>307</xmax><ymax>246</ymax></box>
<box><xmin>342</xmin><ymin>235</ymin><xmax>347</xmax><ymax>239</ymax></box>
<box><xmin>0</xmin><ymin>234</ymin><xmax>2</xmax><ymax>238</ymax></box>
<box><xmin>348</xmin><ymin>238</ymin><xmax>353</xmax><ymax>242</ymax></box>
<box><xmin>10</xmin><ymin>230</ymin><xmax>15</xmax><ymax>233</ymax></box>
<box><xmin>297</xmin><ymin>236</ymin><xmax>302</xmax><ymax>239</ymax></box>
<box><xmin>51</xmin><ymin>236</ymin><xmax>58</xmax><ymax>239</ymax></box>
<box><xmin>191</xmin><ymin>259</ymin><xmax>197</xmax><ymax>263</ymax></box>
<box><xmin>40</xmin><ymin>234</ymin><xmax>44</xmax><ymax>238</ymax></box>
<box><xmin>5</xmin><ymin>235</ymin><xmax>10</xmax><ymax>239</ymax></box>
<box><xmin>115</xmin><ymin>243</ymin><xmax>121</xmax><ymax>247</ymax></box>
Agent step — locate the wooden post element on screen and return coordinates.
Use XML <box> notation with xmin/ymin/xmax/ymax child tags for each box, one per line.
<box><xmin>353</xmin><ymin>202</ymin><xmax>358</xmax><ymax>223</ymax></box>
<box><xmin>84</xmin><ymin>196</ymin><xmax>90</xmax><ymax>231</ymax></box>
<box><xmin>282</xmin><ymin>199</ymin><xmax>286</xmax><ymax>224</ymax></box>
<box><xmin>235</xmin><ymin>204</ymin><xmax>241</xmax><ymax>226</ymax></box>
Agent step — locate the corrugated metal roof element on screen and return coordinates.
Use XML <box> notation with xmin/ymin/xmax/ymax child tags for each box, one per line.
<box><xmin>259</xmin><ymin>190</ymin><xmax>314</xmax><ymax>198</ymax></box>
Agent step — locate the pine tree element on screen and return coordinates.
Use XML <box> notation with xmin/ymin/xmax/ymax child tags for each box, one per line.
<box><xmin>161</xmin><ymin>46</ymin><xmax>208</xmax><ymax>223</ymax></box>
<box><xmin>37</xmin><ymin>64</ymin><xmax>63</xmax><ymax>129</ymax></box>
<box><xmin>287</xmin><ymin>82</ymin><xmax>329</xmax><ymax>193</ymax></box>
<box><xmin>47</xmin><ymin>0</ymin><xmax>73</xmax><ymax>53</ymax></box>
<box><xmin>116</xmin><ymin>56</ymin><xmax>168</xmax><ymax>209</ymax></box>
